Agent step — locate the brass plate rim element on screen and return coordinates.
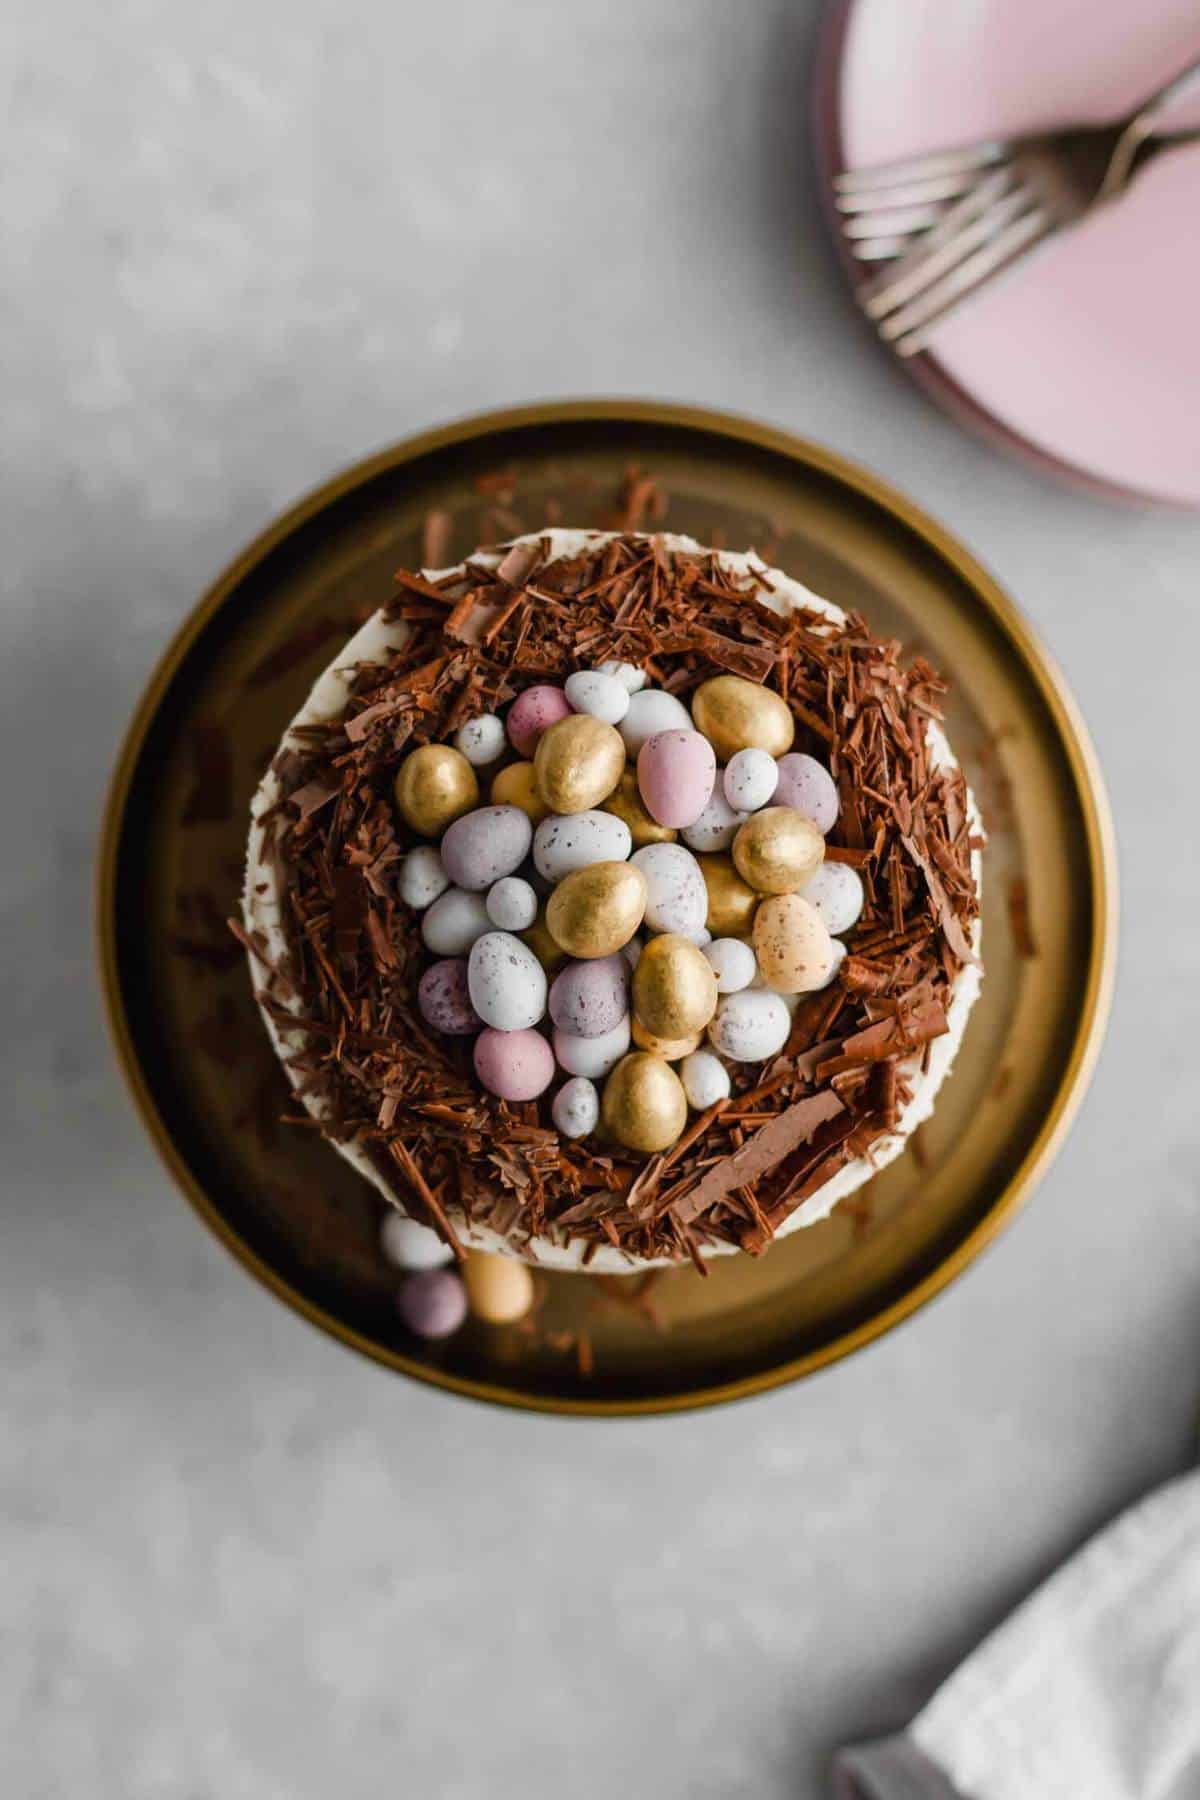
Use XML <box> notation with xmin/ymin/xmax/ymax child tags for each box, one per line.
<box><xmin>96</xmin><ymin>398</ymin><xmax>1118</xmax><ymax>1416</ymax></box>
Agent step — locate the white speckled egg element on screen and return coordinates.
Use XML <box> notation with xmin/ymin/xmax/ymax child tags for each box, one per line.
<box><xmin>680</xmin><ymin>1049</ymin><xmax>732</xmax><ymax>1110</ymax></box>
<box><xmin>380</xmin><ymin>1210</ymin><xmax>454</xmax><ymax>1271</ymax></box>
<box><xmin>598</xmin><ymin>660</ymin><xmax>647</xmax><ymax>694</ymax></box>
<box><xmin>552</xmin><ymin>1076</ymin><xmax>600</xmax><ymax>1139</ymax></box>
<box><xmin>421</xmin><ymin>887</ymin><xmax>492</xmax><ymax>955</ymax></box>
<box><xmin>801</xmin><ymin>861</ymin><xmax>864</xmax><ymax>935</ymax></box>
<box><xmin>549</xmin><ymin>954</ymin><xmax>629</xmax><ymax>1038</ymax></box>
<box><xmin>631</xmin><ymin>843</ymin><xmax>708</xmax><ymax>937</ymax></box>
<box><xmin>565</xmin><ymin>669</ymin><xmax>631</xmax><ymax>725</ymax></box>
<box><xmin>453</xmin><ymin>712</ymin><xmax>506</xmax><ymax>766</ymax></box>
<box><xmin>398</xmin><ymin>846</ymin><xmax>450</xmax><ymax>910</ymax></box>
<box><xmin>553</xmin><ymin>1014</ymin><xmax>631</xmax><ymax>1079</ymax></box>
<box><xmin>723</xmin><ymin>748</ymin><xmax>779</xmax><ymax>813</ymax></box>
<box><xmin>680</xmin><ymin>785</ymin><xmax>747</xmax><ymax>853</ymax></box>
<box><xmin>467</xmin><ymin>931</ymin><xmax>548</xmax><ymax>1030</ymax></box>
<box><xmin>439</xmin><ymin>805</ymin><xmax>533</xmax><ymax>891</ymax></box>
<box><xmin>637</xmin><ymin>729</ymin><xmax>717</xmax><ymax>829</ymax></box>
<box><xmin>708</xmin><ymin>990</ymin><xmax>792</xmax><ymax>1062</ymax></box>
<box><xmin>703</xmin><ymin>937</ymin><xmax>758</xmax><ymax>992</ymax></box>
<box><xmin>533</xmin><ymin>810</ymin><xmax>632</xmax><ymax>882</ymax></box>
<box><xmin>485</xmin><ymin>876</ymin><xmax>539</xmax><ymax>931</ymax></box>
<box><xmin>618</xmin><ymin>688</ymin><xmax>692</xmax><ymax>755</ymax></box>
<box><xmin>418</xmin><ymin>958</ymin><xmax>481</xmax><ymax>1034</ymax></box>
<box><xmin>774</xmin><ymin>753</ymin><xmax>840</xmax><ymax>834</ymax></box>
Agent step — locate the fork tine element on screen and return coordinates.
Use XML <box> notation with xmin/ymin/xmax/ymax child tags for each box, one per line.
<box><xmin>834</xmin><ymin>140</ymin><xmax>1008</xmax><ymax>196</ymax></box>
<box><xmin>852</xmin><ymin>234</ymin><xmax>931</xmax><ymax>262</ymax></box>
<box><xmin>835</xmin><ymin>169</ymin><xmax>996</xmax><ymax>213</ymax></box>
<box><xmin>885</xmin><ymin>209</ymin><xmax>1055</xmax><ymax>353</ymax></box>
<box><xmin>861</xmin><ymin>168</ymin><xmax>1019</xmax><ymax>318</ymax></box>
<box><xmin>841</xmin><ymin>202</ymin><xmax>947</xmax><ymax>239</ymax></box>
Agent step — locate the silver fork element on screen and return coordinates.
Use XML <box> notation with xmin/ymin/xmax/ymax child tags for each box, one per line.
<box><xmin>835</xmin><ymin>53</ymin><xmax>1200</xmax><ymax>355</ymax></box>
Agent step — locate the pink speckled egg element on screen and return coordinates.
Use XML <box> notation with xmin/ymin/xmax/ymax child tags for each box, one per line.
<box><xmin>473</xmin><ymin>1027</ymin><xmax>555</xmax><ymax>1101</ymax></box>
<box><xmin>506</xmin><ymin>685</ymin><xmax>571</xmax><ymax>757</ymax></box>
<box><xmin>398</xmin><ymin>1269</ymin><xmax>468</xmax><ymax>1340</ymax></box>
<box><xmin>549</xmin><ymin>954</ymin><xmax>629</xmax><ymax>1038</ymax></box>
<box><xmin>418</xmin><ymin>959</ymin><xmax>480</xmax><ymax>1034</ymax></box>
<box><xmin>637</xmin><ymin>729</ymin><xmax>717</xmax><ymax>830</ymax></box>
<box><xmin>774</xmin><ymin>753</ymin><xmax>839</xmax><ymax>835</ymax></box>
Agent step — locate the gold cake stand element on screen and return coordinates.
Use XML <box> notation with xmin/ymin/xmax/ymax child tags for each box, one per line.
<box><xmin>97</xmin><ymin>402</ymin><xmax>1116</xmax><ymax>1414</ymax></box>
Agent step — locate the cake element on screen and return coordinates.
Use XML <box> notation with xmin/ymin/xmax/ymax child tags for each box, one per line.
<box><xmin>239</xmin><ymin>530</ymin><xmax>982</xmax><ymax>1272</ymax></box>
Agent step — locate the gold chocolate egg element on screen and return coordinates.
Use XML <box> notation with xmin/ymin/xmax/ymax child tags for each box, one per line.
<box><xmin>691</xmin><ymin>675</ymin><xmax>795</xmax><ymax>761</ymax></box>
<box><xmin>602</xmin><ymin>769</ymin><xmax>678</xmax><ymax>847</ymax></box>
<box><xmin>491</xmin><ymin>759</ymin><xmax>551</xmax><ymax>825</ymax></box>
<box><xmin>699</xmin><ymin>853</ymin><xmax>760</xmax><ymax>937</ymax></box>
<box><xmin>601</xmin><ymin>1053</ymin><xmax>689</xmax><ymax>1153</ymax></box>
<box><xmin>521</xmin><ymin>906</ymin><xmax>568</xmax><ymax>973</ymax></box>
<box><xmin>545</xmin><ymin>861</ymin><xmax>647</xmax><ymax>959</ymax></box>
<box><xmin>534</xmin><ymin>714</ymin><xmax>626</xmax><ymax>815</ymax></box>
<box><xmin>632</xmin><ymin>933</ymin><xmax>718</xmax><ymax>1039</ymax></box>
<box><xmin>394</xmin><ymin>744</ymin><xmax>478</xmax><ymax>837</ymax></box>
<box><xmin>463</xmin><ymin>1252</ymin><xmax>534</xmax><ymax>1323</ymax></box>
<box><xmin>732</xmin><ymin>807</ymin><xmax>824</xmax><ymax>895</ymax></box>
<box><xmin>631</xmin><ymin>1019</ymin><xmax>702</xmax><ymax>1060</ymax></box>
<box><xmin>752</xmin><ymin>892</ymin><xmax>836</xmax><ymax>993</ymax></box>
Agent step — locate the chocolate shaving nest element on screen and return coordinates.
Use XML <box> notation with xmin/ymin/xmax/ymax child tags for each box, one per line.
<box><xmin>239</xmin><ymin>533</ymin><xmax>980</xmax><ymax>1265</ymax></box>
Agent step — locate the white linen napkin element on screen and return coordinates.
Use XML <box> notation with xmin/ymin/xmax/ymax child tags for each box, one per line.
<box><xmin>833</xmin><ymin>1472</ymin><xmax>1200</xmax><ymax>1800</ymax></box>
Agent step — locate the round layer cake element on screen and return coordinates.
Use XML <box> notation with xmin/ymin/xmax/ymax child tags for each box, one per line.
<box><xmin>241</xmin><ymin>529</ymin><xmax>982</xmax><ymax>1272</ymax></box>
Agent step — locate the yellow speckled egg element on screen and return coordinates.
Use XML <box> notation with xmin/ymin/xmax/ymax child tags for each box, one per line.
<box><xmin>545</xmin><ymin>861</ymin><xmax>647</xmax><ymax>959</ymax></box>
<box><xmin>632</xmin><ymin>933</ymin><xmax>718</xmax><ymax>1039</ymax></box>
<box><xmin>691</xmin><ymin>675</ymin><xmax>795</xmax><ymax>760</ymax></box>
<box><xmin>699</xmin><ymin>853</ymin><xmax>760</xmax><ymax>937</ymax></box>
<box><xmin>602</xmin><ymin>768</ymin><xmax>678</xmax><ymax>847</ymax></box>
<box><xmin>491</xmin><ymin>759</ymin><xmax>551</xmax><ymax>825</ymax></box>
<box><xmin>520</xmin><ymin>906</ymin><xmax>568</xmax><ymax>973</ymax></box>
<box><xmin>631</xmin><ymin>1019</ymin><xmax>703</xmax><ymax>1060</ymax></box>
<box><xmin>601</xmin><ymin>1053</ymin><xmax>689</xmax><ymax>1153</ymax></box>
<box><xmin>732</xmin><ymin>807</ymin><xmax>825</xmax><ymax>895</ymax></box>
<box><xmin>534</xmin><ymin>714</ymin><xmax>626</xmax><ymax>815</ymax></box>
<box><xmin>463</xmin><ymin>1252</ymin><xmax>534</xmax><ymax>1323</ymax></box>
<box><xmin>394</xmin><ymin>744</ymin><xmax>479</xmax><ymax>837</ymax></box>
<box><xmin>752</xmin><ymin>892</ymin><xmax>836</xmax><ymax>993</ymax></box>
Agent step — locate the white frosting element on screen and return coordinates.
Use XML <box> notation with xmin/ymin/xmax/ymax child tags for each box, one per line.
<box><xmin>243</xmin><ymin>531</ymin><xmax>983</xmax><ymax>1273</ymax></box>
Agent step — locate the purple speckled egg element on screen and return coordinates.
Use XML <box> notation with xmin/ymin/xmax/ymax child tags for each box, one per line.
<box><xmin>398</xmin><ymin>1269</ymin><xmax>468</xmax><ymax>1340</ymax></box>
<box><xmin>774</xmin><ymin>753</ymin><xmax>839</xmax><ymax>835</ymax></box>
<box><xmin>637</xmin><ymin>729</ymin><xmax>717</xmax><ymax>829</ymax></box>
<box><xmin>439</xmin><ymin>805</ymin><xmax>532</xmax><ymax>891</ymax></box>
<box><xmin>418</xmin><ymin>959</ymin><xmax>481</xmax><ymax>1035</ymax></box>
<box><xmin>473</xmin><ymin>1027</ymin><xmax>556</xmax><ymax>1101</ymax></box>
<box><xmin>506</xmin><ymin>684</ymin><xmax>571</xmax><ymax>757</ymax></box>
<box><xmin>548</xmin><ymin>954</ymin><xmax>629</xmax><ymax>1039</ymax></box>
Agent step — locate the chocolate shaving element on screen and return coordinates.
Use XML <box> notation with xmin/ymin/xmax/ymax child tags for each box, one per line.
<box><xmin>671</xmin><ymin>1091</ymin><xmax>845</xmax><ymax>1226</ymax></box>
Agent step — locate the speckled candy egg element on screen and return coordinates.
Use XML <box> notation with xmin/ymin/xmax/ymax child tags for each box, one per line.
<box><xmin>708</xmin><ymin>990</ymin><xmax>792</xmax><ymax>1062</ymax></box>
<box><xmin>398</xmin><ymin>1269</ymin><xmax>467</xmax><ymax>1340</ymax></box>
<box><xmin>680</xmin><ymin>784</ymin><xmax>747</xmax><ymax>854</ymax></box>
<box><xmin>380</xmin><ymin>1210</ymin><xmax>454</xmax><ymax>1272</ymax></box>
<box><xmin>552</xmin><ymin>1076</ymin><xmax>600</xmax><ymax>1140</ymax></box>
<box><xmin>691</xmin><ymin>675</ymin><xmax>794</xmax><ymax>761</ymax></box>
<box><xmin>703</xmin><ymin>936</ymin><xmax>758</xmax><ymax>993</ymax></box>
<box><xmin>752</xmin><ymin>893</ymin><xmax>836</xmax><ymax>994</ymax></box>
<box><xmin>637</xmin><ymin>729</ymin><xmax>717</xmax><ymax>830</ymax></box>
<box><xmin>723</xmin><ymin>747</ymin><xmax>778</xmax><ymax>813</ymax></box>
<box><xmin>485</xmin><ymin>876</ymin><xmax>539</xmax><ymax>932</ymax></box>
<box><xmin>440</xmin><ymin>805</ymin><xmax>533</xmax><ymax>891</ymax></box>
<box><xmin>533</xmin><ymin>810</ymin><xmax>632</xmax><ymax>882</ymax></box>
<box><xmin>418</xmin><ymin>958</ymin><xmax>481</xmax><ymax>1034</ymax></box>
<box><xmin>565</xmin><ymin>669</ymin><xmax>631</xmax><ymax>725</ymax></box>
<box><xmin>598</xmin><ymin>660</ymin><xmax>647</xmax><ymax>694</ymax></box>
<box><xmin>618</xmin><ymin>688</ymin><xmax>692</xmax><ymax>756</ymax></box>
<box><xmin>421</xmin><ymin>887</ymin><xmax>492</xmax><ymax>956</ymax></box>
<box><xmin>463</xmin><ymin>1253</ymin><xmax>534</xmax><ymax>1324</ymax></box>
<box><xmin>630</xmin><ymin>843</ymin><xmax>708</xmax><ymax>937</ymax></box>
<box><xmin>507</xmin><ymin>684</ymin><xmax>572</xmax><ymax>757</ymax></box>
<box><xmin>467</xmin><ymin>931</ymin><xmax>548</xmax><ymax>1031</ymax></box>
<box><xmin>774</xmin><ymin>753</ymin><xmax>840</xmax><ymax>835</ymax></box>
<box><xmin>680</xmin><ymin>1049</ymin><xmax>732</xmax><ymax>1110</ymax></box>
<box><xmin>398</xmin><ymin>845</ymin><xmax>449</xmax><ymax>910</ymax></box>
<box><xmin>800</xmin><ymin>861</ymin><xmax>865</xmax><ymax>935</ymax></box>
<box><xmin>549</xmin><ymin>954</ymin><xmax>629</xmax><ymax>1039</ymax></box>
<box><xmin>454</xmin><ymin>712</ymin><xmax>506</xmax><ymax>767</ymax></box>
<box><xmin>553</xmin><ymin>1014</ymin><xmax>631</xmax><ymax>1079</ymax></box>
<box><xmin>473</xmin><ymin>1027</ymin><xmax>555</xmax><ymax>1101</ymax></box>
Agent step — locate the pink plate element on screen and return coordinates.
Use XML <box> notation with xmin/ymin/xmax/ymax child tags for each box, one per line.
<box><xmin>816</xmin><ymin>0</ymin><xmax>1200</xmax><ymax>507</ymax></box>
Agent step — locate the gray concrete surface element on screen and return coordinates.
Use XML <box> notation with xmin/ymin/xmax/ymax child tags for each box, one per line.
<box><xmin>4</xmin><ymin>3</ymin><xmax>1198</xmax><ymax>1796</ymax></box>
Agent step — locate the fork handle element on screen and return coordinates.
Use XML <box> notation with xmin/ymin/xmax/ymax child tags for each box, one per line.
<box><xmin>1099</xmin><ymin>56</ymin><xmax>1200</xmax><ymax>202</ymax></box>
<box><xmin>1133</xmin><ymin>50</ymin><xmax>1200</xmax><ymax>133</ymax></box>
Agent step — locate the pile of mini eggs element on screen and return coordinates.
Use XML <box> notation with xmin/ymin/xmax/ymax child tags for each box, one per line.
<box><xmin>394</xmin><ymin>660</ymin><xmax>861</xmax><ymax>1158</ymax></box>
<box><xmin>381</xmin><ymin>1213</ymin><xmax>534</xmax><ymax>1339</ymax></box>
